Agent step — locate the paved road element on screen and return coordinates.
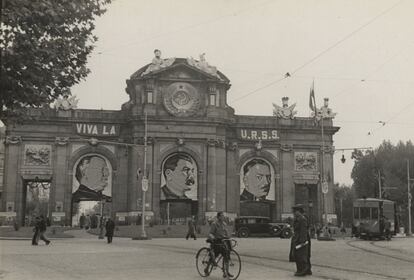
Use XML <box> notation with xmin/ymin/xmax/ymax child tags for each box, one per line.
<box><xmin>1</xmin><ymin>232</ymin><xmax>413</xmax><ymax>280</ymax></box>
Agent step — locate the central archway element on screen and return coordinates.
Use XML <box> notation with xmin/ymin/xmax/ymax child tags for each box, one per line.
<box><xmin>159</xmin><ymin>152</ymin><xmax>198</xmax><ymax>225</ymax></box>
<box><xmin>71</xmin><ymin>154</ymin><xmax>113</xmax><ymax>228</ymax></box>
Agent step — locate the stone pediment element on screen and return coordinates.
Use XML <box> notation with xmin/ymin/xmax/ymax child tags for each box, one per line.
<box><xmin>130</xmin><ymin>58</ymin><xmax>229</xmax><ymax>83</ymax></box>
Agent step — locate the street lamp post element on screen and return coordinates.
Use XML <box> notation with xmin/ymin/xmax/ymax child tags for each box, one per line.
<box><xmin>407</xmin><ymin>160</ymin><xmax>413</xmax><ymax>236</ymax></box>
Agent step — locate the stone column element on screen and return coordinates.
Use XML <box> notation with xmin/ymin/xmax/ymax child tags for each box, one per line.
<box><xmin>215</xmin><ymin>140</ymin><xmax>226</xmax><ymax>212</ymax></box>
<box><xmin>152</xmin><ymin>140</ymin><xmax>161</xmax><ymax>222</ymax></box>
<box><xmin>112</xmin><ymin>145</ymin><xmax>128</xmax><ymax>214</ymax></box>
<box><xmin>281</xmin><ymin>145</ymin><xmax>294</xmax><ymax>215</ymax></box>
<box><xmin>3</xmin><ymin>136</ymin><xmax>22</xmax><ymax>222</ymax></box>
<box><xmin>226</xmin><ymin>142</ymin><xmax>238</xmax><ymax>216</ymax></box>
<box><xmin>324</xmin><ymin>146</ymin><xmax>335</xmax><ymax>216</ymax></box>
<box><xmin>144</xmin><ymin>138</ymin><xmax>154</xmax><ymax>214</ymax></box>
<box><xmin>54</xmin><ymin>137</ymin><xmax>69</xmax><ymax>224</ymax></box>
<box><xmin>128</xmin><ymin>145</ymin><xmax>140</xmax><ymax>212</ymax></box>
<box><xmin>206</xmin><ymin>139</ymin><xmax>218</xmax><ymax>213</ymax></box>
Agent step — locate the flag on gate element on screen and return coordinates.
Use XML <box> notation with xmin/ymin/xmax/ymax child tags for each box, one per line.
<box><xmin>309</xmin><ymin>81</ymin><xmax>316</xmax><ymax>112</ymax></box>
<box><xmin>309</xmin><ymin>81</ymin><xmax>318</xmax><ymax>124</ymax></box>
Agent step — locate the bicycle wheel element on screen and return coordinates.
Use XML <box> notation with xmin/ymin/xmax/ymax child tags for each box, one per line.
<box><xmin>196</xmin><ymin>247</ymin><xmax>213</xmax><ymax>277</ymax></box>
<box><xmin>227</xmin><ymin>250</ymin><xmax>241</xmax><ymax>280</ymax></box>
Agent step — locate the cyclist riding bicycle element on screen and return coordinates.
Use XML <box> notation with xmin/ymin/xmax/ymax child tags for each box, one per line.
<box><xmin>205</xmin><ymin>211</ymin><xmax>233</xmax><ymax>278</ymax></box>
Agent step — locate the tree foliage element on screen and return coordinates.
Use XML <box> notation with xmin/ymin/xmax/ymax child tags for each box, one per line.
<box><xmin>351</xmin><ymin>140</ymin><xmax>414</xmax><ymax>228</ymax></box>
<box><xmin>333</xmin><ymin>183</ymin><xmax>355</xmax><ymax>227</ymax></box>
<box><xmin>0</xmin><ymin>0</ymin><xmax>111</xmax><ymax>120</ymax></box>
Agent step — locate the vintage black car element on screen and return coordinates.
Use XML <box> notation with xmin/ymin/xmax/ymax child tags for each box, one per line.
<box><xmin>233</xmin><ymin>216</ymin><xmax>292</xmax><ymax>238</ymax></box>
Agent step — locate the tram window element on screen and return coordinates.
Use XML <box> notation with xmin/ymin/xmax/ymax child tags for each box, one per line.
<box><xmin>353</xmin><ymin>207</ymin><xmax>359</xmax><ymax>219</ymax></box>
<box><xmin>371</xmin><ymin>208</ymin><xmax>378</xmax><ymax>219</ymax></box>
<box><xmin>360</xmin><ymin>207</ymin><xmax>370</xmax><ymax>219</ymax></box>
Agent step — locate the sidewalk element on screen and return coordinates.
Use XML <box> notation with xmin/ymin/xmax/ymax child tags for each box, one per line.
<box><xmin>0</xmin><ymin>226</ymin><xmax>74</xmax><ymax>240</ymax></box>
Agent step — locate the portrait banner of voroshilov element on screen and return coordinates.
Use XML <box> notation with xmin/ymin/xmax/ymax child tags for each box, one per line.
<box><xmin>72</xmin><ymin>154</ymin><xmax>112</xmax><ymax>202</ymax></box>
<box><xmin>160</xmin><ymin>153</ymin><xmax>198</xmax><ymax>201</ymax></box>
<box><xmin>240</xmin><ymin>158</ymin><xmax>275</xmax><ymax>201</ymax></box>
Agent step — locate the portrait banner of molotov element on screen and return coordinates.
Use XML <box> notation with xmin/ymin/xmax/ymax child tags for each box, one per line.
<box><xmin>72</xmin><ymin>154</ymin><xmax>112</xmax><ymax>202</ymax></box>
<box><xmin>240</xmin><ymin>158</ymin><xmax>275</xmax><ymax>201</ymax></box>
<box><xmin>160</xmin><ymin>153</ymin><xmax>198</xmax><ymax>201</ymax></box>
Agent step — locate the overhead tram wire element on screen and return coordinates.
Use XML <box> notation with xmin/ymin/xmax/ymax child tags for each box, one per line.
<box><xmin>332</xmin><ymin>41</ymin><xmax>414</xmax><ymax>99</ymax></box>
<box><xmin>367</xmin><ymin>98</ymin><xmax>414</xmax><ymax>136</ymax></box>
<box><xmin>100</xmin><ymin>0</ymin><xmax>274</xmax><ymax>54</ymax></box>
<box><xmin>230</xmin><ymin>0</ymin><xmax>404</xmax><ymax>104</ymax></box>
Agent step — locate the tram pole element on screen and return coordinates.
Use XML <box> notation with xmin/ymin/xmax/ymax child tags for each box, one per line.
<box><xmin>407</xmin><ymin>160</ymin><xmax>412</xmax><ymax>236</ymax></box>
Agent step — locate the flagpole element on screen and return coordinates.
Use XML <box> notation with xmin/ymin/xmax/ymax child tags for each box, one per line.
<box><xmin>310</xmin><ymin>81</ymin><xmax>328</xmax><ymax>226</ymax></box>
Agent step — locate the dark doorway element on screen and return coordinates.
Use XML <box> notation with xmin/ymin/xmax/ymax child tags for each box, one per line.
<box><xmin>159</xmin><ymin>200</ymin><xmax>198</xmax><ymax>225</ymax></box>
<box><xmin>23</xmin><ymin>180</ymin><xmax>51</xmax><ymax>227</ymax></box>
<box><xmin>295</xmin><ymin>183</ymin><xmax>318</xmax><ymax>224</ymax></box>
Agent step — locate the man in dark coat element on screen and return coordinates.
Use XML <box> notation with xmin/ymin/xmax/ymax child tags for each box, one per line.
<box><xmin>32</xmin><ymin>216</ymin><xmax>40</xmax><ymax>245</ymax></box>
<box><xmin>185</xmin><ymin>217</ymin><xmax>197</xmax><ymax>240</ymax></box>
<box><xmin>105</xmin><ymin>218</ymin><xmax>115</xmax><ymax>243</ymax></box>
<box><xmin>38</xmin><ymin>215</ymin><xmax>51</xmax><ymax>245</ymax></box>
<box><xmin>302</xmin><ymin>210</ymin><xmax>312</xmax><ymax>275</ymax></box>
<box><xmin>289</xmin><ymin>204</ymin><xmax>310</xmax><ymax>277</ymax></box>
<box><xmin>384</xmin><ymin>216</ymin><xmax>392</xmax><ymax>241</ymax></box>
<box><xmin>79</xmin><ymin>213</ymin><xmax>86</xmax><ymax>229</ymax></box>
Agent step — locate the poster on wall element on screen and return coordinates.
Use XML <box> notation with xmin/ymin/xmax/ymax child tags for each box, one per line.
<box><xmin>240</xmin><ymin>158</ymin><xmax>275</xmax><ymax>201</ymax></box>
<box><xmin>160</xmin><ymin>153</ymin><xmax>197</xmax><ymax>200</ymax></box>
<box><xmin>72</xmin><ymin>154</ymin><xmax>112</xmax><ymax>202</ymax></box>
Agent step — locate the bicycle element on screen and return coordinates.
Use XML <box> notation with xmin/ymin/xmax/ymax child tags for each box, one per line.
<box><xmin>196</xmin><ymin>238</ymin><xmax>241</xmax><ymax>280</ymax></box>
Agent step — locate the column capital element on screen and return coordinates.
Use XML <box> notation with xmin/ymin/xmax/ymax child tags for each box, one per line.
<box><xmin>5</xmin><ymin>136</ymin><xmax>22</xmax><ymax>145</ymax></box>
<box><xmin>55</xmin><ymin>137</ymin><xmax>69</xmax><ymax>146</ymax></box>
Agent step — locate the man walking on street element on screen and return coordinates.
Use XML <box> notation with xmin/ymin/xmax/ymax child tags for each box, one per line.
<box><xmin>186</xmin><ymin>217</ymin><xmax>197</xmax><ymax>240</ymax></box>
<box><xmin>384</xmin><ymin>216</ymin><xmax>392</xmax><ymax>241</ymax></box>
<box><xmin>38</xmin><ymin>215</ymin><xmax>51</xmax><ymax>245</ymax></box>
<box><xmin>105</xmin><ymin>217</ymin><xmax>115</xmax><ymax>243</ymax></box>
<box><xmin>289</xmin><ymin>204</ymin><xmax>310</xmax><ymax>277</ymax></box>
<box><xmin>32</xmin><ymin>216</ymin><xmax>40</xmax><ymax>245</ymax></box>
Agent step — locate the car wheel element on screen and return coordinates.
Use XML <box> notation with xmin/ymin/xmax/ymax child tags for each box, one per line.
<box><xmin>238</xmin><ymin>228</ymin><xmax>249</xmax><ymax>238</ymax></box>
<box><xmin>281</xmin><ymin>228</ymin><xmax>293</xmax><ymax>239</ymax></box>
<box><xmin>271</xmin><ymin>226</ymin><xmax>282</xmax><ymax>237</ymax></box>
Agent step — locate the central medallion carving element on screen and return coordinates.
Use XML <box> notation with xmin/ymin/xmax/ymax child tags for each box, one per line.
<box><xmin>163</xmin><ymin>82</ymin><xmax>200</xmax><ymax>117</ymax></box>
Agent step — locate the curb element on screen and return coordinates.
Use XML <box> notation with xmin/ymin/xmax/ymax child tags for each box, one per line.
<box><xmin>0</xmin><ymin>237</ymin><xmax>73</xmax><ymax>241</ymax></box>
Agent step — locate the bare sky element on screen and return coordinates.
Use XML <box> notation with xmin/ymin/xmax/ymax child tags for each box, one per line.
<box><xmin>71</xmin><ymin>0</ymin><xmax>414</xmax><ymax>185</ymax></box>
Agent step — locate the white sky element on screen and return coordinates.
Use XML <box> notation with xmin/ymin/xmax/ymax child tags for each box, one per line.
<box><xmin>71</xmin><ymin>0</ymin><xmax>414</xmax><ymax>186</ymax></box>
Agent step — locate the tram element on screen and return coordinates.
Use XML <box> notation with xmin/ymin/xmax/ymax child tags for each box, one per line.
<box><xmin>352</xmin><ymin>198</ymin><xmax>396</xmax><ymax>240</ymax></box>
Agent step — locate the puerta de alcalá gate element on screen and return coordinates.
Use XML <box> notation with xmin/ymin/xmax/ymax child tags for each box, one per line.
<box><xmin>1</xmin><ymin>52</ymin><xmax>339</xmax><ymax>226</ymax></box>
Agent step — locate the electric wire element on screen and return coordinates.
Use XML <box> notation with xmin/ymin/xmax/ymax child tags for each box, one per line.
<box><xmin>100</xmin><ymin>0</ymin><xmax>274</xmax><ymax>54</ymax></box>
<box><xmin>230</xmin><ymin>0</ymin><xmax>404</xmax><ymax>103</ymax></box>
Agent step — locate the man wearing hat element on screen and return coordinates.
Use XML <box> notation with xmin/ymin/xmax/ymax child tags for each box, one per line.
<box><xmin>289</xmin><ymin>204</ymin><xmax>311</xmax><ymax>277</ymax></box>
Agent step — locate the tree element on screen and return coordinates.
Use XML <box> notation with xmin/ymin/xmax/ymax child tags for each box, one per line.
<box><xmin>333</xmin><ymin>183</ymin><xmax>355</xmax><ymax>227</ymax></box>
<box><xmin>0</xmin><ymin>0</ymin><xmax>111</xmax><ymax>121</ymax></box>
<box><xmin>351</xmin><ymin>140</ymin><xmax>414</xmax><ymax>230</ymax></box>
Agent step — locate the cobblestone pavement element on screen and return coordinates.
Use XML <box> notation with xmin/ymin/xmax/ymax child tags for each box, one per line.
<box><xmin>1</xmin><ymin>232</ymin><xmax>413</xmax><ymax>280</ymax></box>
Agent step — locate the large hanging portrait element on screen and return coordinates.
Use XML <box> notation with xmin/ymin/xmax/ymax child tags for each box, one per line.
<box><xmin>160</xmin><ymin>153</ymin><xmax>197</xmax><ymax>200</ymax></box>
<box><xmin>240</xmin><ymin>158</ymin><xmax>275</xmax><ymax>201</ymax></box>
<box><xmin>72</xmin><ymin>155</ymin><xmax>112</xmax><ymax>202</ymax></box>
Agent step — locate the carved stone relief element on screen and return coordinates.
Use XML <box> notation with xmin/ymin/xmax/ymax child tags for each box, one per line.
<box><xmin>272</xmin><ymin>97</ymin><xmax>297</xmax><ymax>119</ymax></box>
<box><xmin>24</xmin><ymin>145</ymin><xmax>51</xmax><ymax>166</ymax></box>
<box><xmin>294</xmin><ymin>152</ymin><xmax>318</xmax><ymax>171</ymax></box>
